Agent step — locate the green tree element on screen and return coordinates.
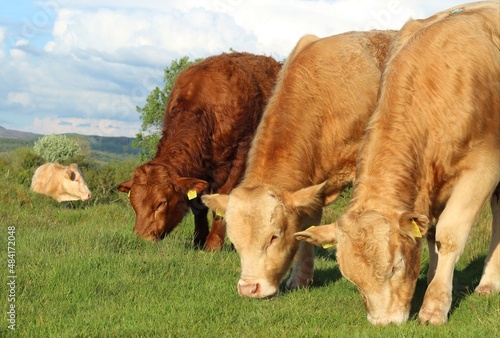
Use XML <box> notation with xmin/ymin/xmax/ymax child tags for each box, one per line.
<box><xmin>133</xmin><ymin>56</ymin><xmax>203</xmax><ymax>162</ymax></box>
<box><xmin>33</xmin><ymin>134</ymin><xmax>82</xmax><ymax>163</ymax></box>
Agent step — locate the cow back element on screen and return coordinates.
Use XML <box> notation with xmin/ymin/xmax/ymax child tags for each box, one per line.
<box><xmin>243</xmin><ymin>30</ymin><xmax>397</xmax><ymax>194</ymax></box>
<box><xmin>354</xmin><ymin>1</ymin><xmax>500</xmax><ymax>213</ymax></box>
<box><xmin>155</xmin><ymin>53</ymin><xmax>281</xmax><ymax>187</ymax></box>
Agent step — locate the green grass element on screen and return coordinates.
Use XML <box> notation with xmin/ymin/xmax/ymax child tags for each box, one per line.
<box><xmin>1</xmin><ymin>179</ymin><xmax>499</xmax><ymax>337</ymax></box>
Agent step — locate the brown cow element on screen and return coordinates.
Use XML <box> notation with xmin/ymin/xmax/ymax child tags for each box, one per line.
<box><xmin>31</xmin><ymin>163</ymin><xmax>92</xmax><ymax>202</ymax></box>
<box><xmin>202</xmin><ymin>31</ymin><xmax>396</xmax><ymax>297</ymax></box>
<box><xmin>295</xmin><ymin>1</ymin><xmax>500</xmax><ymax>325</ymax></box>
<box><xmin>118</xmin><ymin>52</ymin><xmax>281</xmax><ymax>251</ymax></box>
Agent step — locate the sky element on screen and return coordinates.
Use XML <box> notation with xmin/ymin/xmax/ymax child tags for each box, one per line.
<box><xmin>0</xmin><ymin>0</ymin><xmax>469</xmax><ymax>137</ymax></box>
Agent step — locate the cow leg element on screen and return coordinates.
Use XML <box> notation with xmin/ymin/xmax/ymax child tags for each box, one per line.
<box><xmin>426</xmin><ymin>227</ymin><xmax>438</xmax><ymax>284</ymax></box>
<box><xmin>286</xmin><ymin>241</ymin><xmax>314</xmax><ymax>290</ymax></box>
<box><xmin>205</xmin><ymin>149</ymin><xmax>247</xmax><ymax>253</ymax></box>
<box><xmin>476</xmin><ymin>184</ymin><xmax>500</xmax><ymax>294</ymax></box>
<box><xmin>286</xmin><ymin>210</ymin><xmax>322</xmax><ymax>290</ymax></box>
<box><xmin>419</xmin><ymin>169</ymin><xmax>498</xmax><ymax>325</ymax></box>
<box><xmin>205</xmin><ymin>214</ymin><xmax>226</xmax><ymax>252</ymax></box>
<box><xmin>193</xmin><ymin>203</ymin><xmax>209</xmax><ymax>249</ymax></box>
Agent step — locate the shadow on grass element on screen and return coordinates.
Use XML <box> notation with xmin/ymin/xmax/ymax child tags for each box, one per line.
<box><xmin>313</xmin><ymin>265</ymin><xmax>343</xmax><ymax>288</ymax></box>
<box><xmin>312</xmin><ymin>247</ymin><xmax>343</xmax><ymax>287</ymax></box>
<box><xmin>279</xmin><ymin>265</ymin><xmax>344</xmax><ymax>296</ymax></box>
<box><xmin>409</xmin><ymin>255</ymin><xmax>487</xmax><ymax>320</ymax></box>
<box><xmin>278</xmin><ymin>247</ymin><xmax>343</xmax><ymax>296</ymax></box>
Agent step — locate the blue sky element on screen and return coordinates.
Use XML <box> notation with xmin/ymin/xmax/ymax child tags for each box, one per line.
<box><xmin>0</xmin><ymin>0</ymin><xmax>468</xmax><ymax>137</ymax></box>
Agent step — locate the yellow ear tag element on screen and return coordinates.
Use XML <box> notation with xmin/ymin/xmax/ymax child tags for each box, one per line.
<box><xmin>209</xmin><ymin>194</ymin><xmax>224</xmax><ymax>216</ymax></box>
<box><xmin>187</xmin><ymin>189</ymin><xmax>197</xmax><ymax>200</ymax></box>
<box><xmin>305</xmin><ymin>226</ymin><xmax>333</xmax><ymax>249</ymax></box>
<box><xmin>127</xmin><ymin>191</ymin><xmax>131</xmax><ymax>198</ymax></box>
<box><xmin>411</xmin><ymin>219</ymin><xmax>422</xmax><ymax>238</ymax></box>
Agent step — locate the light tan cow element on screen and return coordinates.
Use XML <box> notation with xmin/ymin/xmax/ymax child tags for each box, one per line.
<box><xmin>202</xmin><ymin>30</ymin><xmax>396</xmax><ymax>298</ymax></box>
<box><xmin>295</xmin><ymin>1</ymin><xmax>500</xmax><ymax>326</ymax></box>
<box><xmin>31</xmin><ymin>163</ymin><xmax>92</xmax><ymax>202</ymax></box>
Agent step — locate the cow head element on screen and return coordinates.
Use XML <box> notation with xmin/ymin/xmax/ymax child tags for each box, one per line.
<box><xmin>295</xmin><ymin>209</ymin><xmax>429</xmax><ymax>325</ymax></box>
<box><xmin>60</xmin><ymin>163</ymin><xmax>92</xmax><ymax>202</ymax></box>
<box><xmin>202</xmin><ymin>182</ymin><xmax>326</xmax><ymax>298</ymax></box>
<box><xmin>118</xmin><ymin>163</ymin><xmax>207</xmax><ymax>241</ymax></box>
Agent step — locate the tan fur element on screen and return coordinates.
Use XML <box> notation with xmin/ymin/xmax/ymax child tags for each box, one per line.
<box><xmin>31</xmin><ymin>163</ymin><xmax>92</xmax><ymax>202</ymax></box>
<box><xmin>295</xmin><ymin>1</ymin><xmax>500</xmax><ymax>326</ymax></box>
<box><xmin>202</xmin><ymin>30</ymin><xmax>396</xmax><ymax>298</ymax></box>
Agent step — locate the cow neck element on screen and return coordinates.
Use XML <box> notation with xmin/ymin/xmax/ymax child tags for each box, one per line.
<box><xmin>241</xmin><ymin>97</ymin><xmax>321</xmax><ymax>192</ymax></box>
<box><xmin>152</xmin><ymin>113</ymin><xmax>210</xmax><ymax>179</ymax></box>
<box><xmin>349</xmin><ymin>110</ymin><xmax>431</xmax><ymax>216</ymax></box>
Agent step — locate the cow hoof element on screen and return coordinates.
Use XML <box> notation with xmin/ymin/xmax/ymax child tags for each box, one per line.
<box><xmin>204</xmin><ymin>237</ymin><xmax>224</xmax><ymax>252</ymax></box>
<box><xmin>193</xmin><ymin>239</ymin><xmax>206</xmax><ymax>250</ymax></box>
<box><xmin>475</xmin><ymin>283</ymin><xmax>498</xmax><ymax>295</ymax></box>
<box><xmin>285</xmin><ymin>276</ymin><xmax>313</xmax><ymax>290</ymax></box>
<box><xmin>418</xmin><ymin>306</ymin><xmax>448</xmax><ymax>325</ymax></box>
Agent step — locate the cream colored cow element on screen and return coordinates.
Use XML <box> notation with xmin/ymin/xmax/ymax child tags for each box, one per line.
<box><xmin>31</xmin><ymin>163</ymin><xmax>92</xmax><ymax>202</ymax></box>
<box><xmin>295</xmin><ymin>1</ymin><xmax>500</xmax><ymax>326</ymax></box>
<box><xmin>202</xmin><ymin>30</ymin><xmax>396</xmax><ymax>298</ymax></box>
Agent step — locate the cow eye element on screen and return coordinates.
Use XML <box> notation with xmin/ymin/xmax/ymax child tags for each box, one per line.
<box><xmin>270</xmin><ymin>234</ymin><xmax>279</xmax><ymax>245</ymax></box>
<box><xmin>154</xmin><ymin>201</ymin><xmax>167</xmax><ymax>211</ymax></box>
<box><xmin>265</xmin><ymin>231</ymin><xmax>281</xmax><ymax>250</ymax></box>
<box><xmin>385</xmin><ymin>257</ymin><xmax>403</xmax><ymax>281</ymax></box>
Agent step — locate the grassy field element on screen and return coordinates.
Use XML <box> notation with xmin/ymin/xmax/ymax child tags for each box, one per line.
<box><xmin>1</xmin><ymin>177</ymin><xmax>499</xmax><ymax>337</ymax></box>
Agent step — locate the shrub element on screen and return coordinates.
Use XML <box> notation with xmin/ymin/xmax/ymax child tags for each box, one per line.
<box><xmin>34</xmin><ymin>134</ymin><xmax>82</xmax><ymax>163</ymax></box>
<box><xmin>84</xmin><ymin>157</ymin><xmax>139</xmax><ymax>205</ymax></box>
<box><xmin>0</xmin><ymin>147</ymin><xmax>44</xmax><ymax>186</ymax></box>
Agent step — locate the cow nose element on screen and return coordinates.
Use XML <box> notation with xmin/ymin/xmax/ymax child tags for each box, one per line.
<box><xmin>87</xmin><ymin>193</ymin><xmax>92</xmax><ymax>200</ymax></box>
<box><xmin>237</xmin><ymin>281</ymin><xmax>260</xmax><ymax>297</ymax></box>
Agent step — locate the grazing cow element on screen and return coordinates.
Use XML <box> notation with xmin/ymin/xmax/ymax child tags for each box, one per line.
<box><xmin>118</xmin><ymin>52</ymin><xmax>281</xmax><ymax>251</ymax></box>
<box><xmin>31</xmin><ymin>163</ymin><xmax>92</xmax><ymax>202</ymax></box>
<box><xmin>202</xmin><ymin>31</ymin><xmax>396</xmax><ymax>297</ymax></box>
<box><xmin>295</xmin><ymin>1</ymin><xmax>500</xmax><ymax>326</ymax></box>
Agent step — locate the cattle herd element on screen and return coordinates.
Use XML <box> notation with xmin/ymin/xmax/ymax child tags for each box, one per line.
<box><xmin>31</xmin><ymin>1</ymin><xmax>499</xmax><ymax>326</ymax></box>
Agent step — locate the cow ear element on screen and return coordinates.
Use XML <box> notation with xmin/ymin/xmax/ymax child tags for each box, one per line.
<box><xmin>283</xmin><ymin>181</ymin><xmax>327</xmax><ymax>215</ymax></box>
<box><xmin>294</xmin><ymin>223</ymin><xmax>338</xmax><ymax>248</ymax></box>
<box><xmin>117</xmin><ymin>179</ymin><xmax>133</xmax><ymax>193</ymax></box>
<box><xmin>176</xmin><ymin>177</ymin><xmax>208</xmax><ymax>194</ymax></box>
<box><xmin>64</xmin><ymin>169</ymin><xmax>76</xmax><ymax>181</ymax></box>
<box><xmin>202</xmin><ymin>194</ymin><xmax>229</xmax><ymax>214</ymax></box>
<box><xmin>398</xmin><ymin>212</ymin><xmax>429</xmax><ymax>240</ymax></box>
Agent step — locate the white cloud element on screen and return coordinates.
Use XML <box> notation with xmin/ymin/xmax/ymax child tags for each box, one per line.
<box><xmin>47</xmin><ymin>6</ymin><xmax>255</xmax><ymax>61</ymax></box>
<box><xmin>7</xmin><ymin>92</ymin><xmax>31</xmax><ymax>107</ymax></box>
<box><xmin>15</xmin><ymin>39</ymin><xmax>29</xmax><ymax>47</ymax></box>
<box><xmin>1</xmin><ymin>0</ymin><xmax>470</xmax><ymax>137</ymax></box>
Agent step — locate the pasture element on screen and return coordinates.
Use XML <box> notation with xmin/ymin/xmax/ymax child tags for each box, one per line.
<box><xmin>1</xmin><ymin>174</ymin><xmax>499</xmax><ymax>337</ymax></box>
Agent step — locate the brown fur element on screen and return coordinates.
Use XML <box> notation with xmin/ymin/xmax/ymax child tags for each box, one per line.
<box><xmin>202</xmin><ymin>30</ymin><xmax>396</xmax><ymax>297</ymax></box>
<box><xmin>118</xmin><ymin>52</ymin><xmax>281</xmax><ymax>251</ymax></box>
<box><xmin>295</xmin><ymin>1</ymin><xmax>500</xmax><ymax>326</ymax></box>
<box><xmin>31</xmin><ymin>163</ymin><xmax>92</xmax><ymax>202</ymax></box>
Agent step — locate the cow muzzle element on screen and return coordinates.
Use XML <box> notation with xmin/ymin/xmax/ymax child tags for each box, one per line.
<box><xmin>237</xmin><ymin>278</ymin><xmax>277</xmax><ymax>298</ymax></box>
<box><xmin>367</xmin><ymin>311</ymin><xmax>409</xmax><ymax>326</ymax></box>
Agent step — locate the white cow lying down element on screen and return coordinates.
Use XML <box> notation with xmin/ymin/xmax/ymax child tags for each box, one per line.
<box><xmin>31</xmin><ymin>163</ymin><xmax>92</xmax><ymax>202</ymax></box>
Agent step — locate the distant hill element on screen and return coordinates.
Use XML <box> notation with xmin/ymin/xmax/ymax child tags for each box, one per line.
<box><xmin>0</xmin><ymin>126</ymin><xmax>140</xmax><ymax>158</ymax></box>
<box><xmin>0</xmin><ymin>126</ymin><xmax>41</xmax><ymax>139</ymax></box>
